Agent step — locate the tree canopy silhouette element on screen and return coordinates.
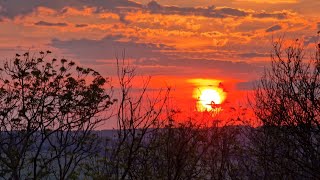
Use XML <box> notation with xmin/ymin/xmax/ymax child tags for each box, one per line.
<box><xmin>252</xmin><ymin>38</ymin><xmax>320</xmax><ymax>179</ymax></box>
<box><xmin>0</xmin><ymin>51</ymin><xmax>114</xmax><ymax>179</ymax></box>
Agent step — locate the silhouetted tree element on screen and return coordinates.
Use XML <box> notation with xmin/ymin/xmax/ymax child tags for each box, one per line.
<box><xmin>81</xmin><ymin>52</ymin><xmax>171</xmax><ymax>179</ymax></box>
<box><xmin>252</xmin><ymin>37</ymin><xmax>320</xmax><ymax>179</ymax></box>
<box><xmin>0</xmin><ymin>51</ymin><xmax>114</xmax><ymax>179</ymax></box>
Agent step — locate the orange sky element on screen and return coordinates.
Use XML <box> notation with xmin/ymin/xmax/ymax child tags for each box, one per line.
<box><xmin>0</xmin><ymin>0</ymin><xmax>319</xmax><ymax>127</ymax></box>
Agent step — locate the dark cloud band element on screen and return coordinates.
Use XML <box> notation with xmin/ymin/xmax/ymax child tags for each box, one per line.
<box><xmin>35</xmin><ymin>21</ymin><xmax>68</xmax><ymax>27</ymax></box>
<box><xmin>0</xmin><ymin>0</ymin><xmax>290</xmax><ymax>21</ymax></box>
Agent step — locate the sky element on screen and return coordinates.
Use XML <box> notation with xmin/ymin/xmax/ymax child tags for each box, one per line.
<box><xmin>0</xmin><ymin>0</ymin><xmax>319</xmax><ymax>126</ymax></box>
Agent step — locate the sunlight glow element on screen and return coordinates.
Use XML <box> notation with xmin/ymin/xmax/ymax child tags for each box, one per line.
<box><xmin>189</xmin><ymin>79</ymin><xmax>227</xmax><ymax>113</ymax></box>
<box><xmin>200</xmin><ymin>89</ymin><xmax>222</xmax><ymax>106</ymax></box>
<box><xmin>196</xmin><ymin>87</ymin><xmax>226</xmax><ymax>112</ymax></box>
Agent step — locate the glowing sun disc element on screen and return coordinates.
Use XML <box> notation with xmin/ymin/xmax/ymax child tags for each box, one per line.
<box><xmin>196</xmin><ymin>88</ymin><xmax>226</xmax><ymax>112</ymax></box>
<box><xmin>200</xmin><ymin>89</ymin><xmax>222</xmax><ymax>105</ymax></box>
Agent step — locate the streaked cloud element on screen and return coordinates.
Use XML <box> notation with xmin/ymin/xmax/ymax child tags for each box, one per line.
<box><xmin>50</xmin><ymin>35</ymin><xmax>174</xmax><ymax>60</ymax></box>
<box><xmin>236</xmin><ymin>0</ymin><xmax>298</xmax><ymax>3</ymax></box>
<box><xmin>35</xmin><ymin>21</ymin><xmax>68</xmax><ymax>27</ymax></box>
<box><xmin>236</xmin><ymin>80</ymin><xmax>259</xmax><ymax>91</ymax></box>
<box><xmin>0</xmin><ymin>0</ymin><xmax>142</xmax><ymax>19</ymax></box>
<box><xmin>252</xmin><ymin>11</ymin><xmax>289</xmax><ymax>19</ymax></box>
<box><xmin>265</xmin><ymin>25</ymin><xmax>282</xmax><ymax>32</ymax></box>
<box><xmin>75</xmin><ymin>24</ymin><xmax>88</xmax><ymax>28</ymax></box>
<box><xmin>146</xmin><ymin>1</ymin><xmax>249</xmax><ymax>18</ymax></box>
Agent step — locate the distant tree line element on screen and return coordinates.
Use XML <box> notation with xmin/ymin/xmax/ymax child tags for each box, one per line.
<box><xmin>0</xmin><ymin>36</ymin><xmax>319</xmax><ymax>179</ymax></box>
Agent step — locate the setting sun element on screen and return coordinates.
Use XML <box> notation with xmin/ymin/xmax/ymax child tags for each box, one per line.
<box><xmin>200</xmin><ymin>89</ymin><xmax>223</xmax><ymax>106</ymax></box>
<box><xmin>189</xmin><ymin>79</ymin><xmax>227</xmax><ymax>112</ymax></box>
<box><xmin>197</xmin><ymin>87</ymin><xmax>227</xmax><ymax>112</ymax></box>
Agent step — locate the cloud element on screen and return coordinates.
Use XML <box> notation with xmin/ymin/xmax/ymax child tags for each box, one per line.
<box><xmin>146</xmin><ymin>1</ymin><xmax>221</xmax><ymax>18</ymax></box>
<box><xmin>146</xmin><ymin>1</ymin><xmax>248</xmax><ymax>18</ymax></box>
<box><xmin>216</xmin><ymin>7</ymin><xmax>248</xmax><ymax>17</ymax></box>
<box><xmin>0</xmin><ymin>0</ymin><xmax>291</xmax><ymax>21</ymax></box>
<box><xmin>35</xmin><ymin>21</ymin><xmax>68</xmax><ymax>27</ymax></box>
<box><xmin>75</xmin><ymin>24</ymin><xmax>88</xmax><ymax>28</ymax></box>
<box><xmin>252</xmin><ymin>12</ymin><xmax>288</xmax><ymax>19</ymax></box>
<box><xmin>239</xmin><ymin>0</ymin><xmax>298</xmax><ymax>3</ymax></box>
<box><xmin>134</xmin><ymin>58</ymin><xmax>262</xmax><ymax>74</ymax></box>
<box><xmin>265</xmin><ymin>25</ymin><xmax>282</xmax><ymax>32</ymax></box>
<box><xmin>236</xmin><ymin>80</ymin><xmax>259</xmax><ymax>90</ymax></box>
<box><xmin>318</xmin><ymin>22</ymin><xmax>320</xmax><ymax>30</ymax></box>
<box><xmin>50</xmin><ymin>35</ymin><xmax>174</xmax><ymax>61</ymax></box>
<box><xmin>304</xmin><ymin>35</ymin><xmax>318</xmax><ymax>46</ymax></box>
<box><xmin>144</xmin><ymin>1</ymin><xmax>292</xmax><ymax>20</ymax></box>
<box><xmin>50</xmin><ymin>34</ymin><xmax>262</xmax><ymax>77</ymax></box>
<box><xmin>0</xmin><ymin>0</ymin><xmax>142</xmax><ymax>19</ymax></box>
<box><xmin>238</xmin><ymin>52</ymin><xmax>269</xmax><ymax>58</ymax></box>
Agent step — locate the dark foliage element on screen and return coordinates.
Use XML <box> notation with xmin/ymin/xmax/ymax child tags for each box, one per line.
<box><xmin>0</xmin><ymin>51</ymin><xmax>114</xmax><ymax>179</ymax></box>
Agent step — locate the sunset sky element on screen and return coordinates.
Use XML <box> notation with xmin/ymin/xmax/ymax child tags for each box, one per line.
<box><xmin>0</xmin><ymin>0</ymin><xmax>319</xmax><ymax>125</ymax></box>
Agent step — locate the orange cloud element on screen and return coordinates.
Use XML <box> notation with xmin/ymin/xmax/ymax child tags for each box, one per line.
<box><xmin>0</xmin><ymin>0</ymin><xmax>318</xmax><ymax>82</ymax></box>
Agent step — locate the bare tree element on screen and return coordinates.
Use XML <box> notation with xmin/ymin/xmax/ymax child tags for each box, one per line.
<box><xmin>0</xmin><ymin>51</ymin><xmax>114</xmax><ymax>179</ymax></box>
<box><xmin>82</xmin><ymin>53</ymin><xmax>170</xmax><ymax>179</ymax></box>
<box><xmin>252</xmin><ymin>37</ymin><xmax>320</xmax><ymax>179</ymax></box>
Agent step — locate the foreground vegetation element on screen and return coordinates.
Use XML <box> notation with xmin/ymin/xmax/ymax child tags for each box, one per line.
<box><xmin>0</xmin><ymin>38</ymin><xmax>319</xmax><ymax>179</ymax></box>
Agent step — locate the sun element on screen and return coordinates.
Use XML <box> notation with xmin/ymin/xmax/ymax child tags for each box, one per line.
<box><xmin>200</xmin><ymin>89</ymin><xmax>222</xmax><ymax>106</ymax></box>
<box><xmin>189</xmin><ymin>79</ymin><xmax>227</xmax><ymax>112</ymax></box>
<box><xmin>195</xmin><ymin>87</ymin><xmax>227</xmax><ymax>112</ymax></box>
